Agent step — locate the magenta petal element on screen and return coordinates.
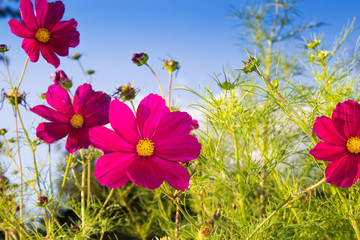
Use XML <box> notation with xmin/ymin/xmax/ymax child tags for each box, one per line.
<box><xmin>45</xmin><ymin>1</ymin><xmax>64</xmax><ymax>29</ymax></box>
<box><xmin>46</xmin><ymin>84</ymin><xmax>74</xmax><ymax>117</ymax></box>
<box><xmin>73</xmin><ymin>84</ymin><xmax>93</xmax><ymax>114</ymax></box>
<box><xmin>309</xmin><ymin>142</ymin><xmax>348</xmax><ymax>161</ymax></box>
<box><xmin>153</xmin><ymin>157</ymin><xmax>190</xmax><ymax>191</ymax></box>
<box><xmin>36</xmin><ymin>122</ymin><xmax>71</xmax><ymax>144</ymax></box>
<box><xmin>325</xmin><ymin>154</ymin><xmax>360</xmax><ymax>188</ymax></box>
<box><xmin>50</xmin><ymin>19</ymin><xmax>79</xmax><ymax>48</ymax></box>
<box><xmin>153</xmin><ymin>111</ymin><xmax>201</xmax><ymax>162</ymax></box>
<box><xmin>89</xmin><ymin>126</ymin><xmax>135</xmax><ymax>154</ymax></box>
<box><xmin>73</xmin><ymin>84</ymin><xmax>110</xmax><ymax>127</ymax></box>
<box><xmin>109</xmin><ymin>99</ymin><xmax>140</xmax><ymax>145</ymax></box>
<box><xmin>95</xmin><ymin>152</ymin><xmax>136</xmax><ymax>188</ymax></box>
<box><xmin>65</xmin><ymin>128</ymin><xmax>90</xmax><ymax>153</ymax></box>
<box><xmin>8</xmin><ymin>19</ymin><xmax>34</xmax><ymax>38</ymax></box>
<box><xmin>21</xmin><ymin>38</ymin><xmax>40</xmax><ymax>63</ymax></box>
<box><xmin>19</xmin><ymin>0</ymin><xmax>37</xmax><ymax>31</ymax></box>
<box><xmin>31</xmin><ymin>105</ymin><xmax>69</xmax><ymax>122</ymax></box>
<box><xmin>136</xmin><ymin>94</ymin><xmax>168</xmax><ymax>139</ymax></box>
<box><xmin>332</xmin><ymin>100</ymin><xmax>360</xmax><ymax>138</ymax></box>
<box><xmin>126</xmin><ymin>157</ymin><xmax>165</xmax><ymax>190</ymax></box>
<box><xmin>313</xmin><ymin>116</ymin><xmax>347</xmax><ymax>146</ymax></box>
<box><xmin>35</xmin><ymin>0</ymin><xmax>47</xmax><ymax>28</ymax></box>
<box><xmin>40</xmin><ymin>44</ymin><xmax>60</xmax><ymax>68</ymax></box>
<box><xmin>46</xmin><ymin>38</ymin><xmax>70</xmax><ymax>57</ymax></box>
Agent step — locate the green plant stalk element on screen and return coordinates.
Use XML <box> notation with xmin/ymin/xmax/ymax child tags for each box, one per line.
<box><xmin>15</xmin><ymin>56</ymin><xmax>29</xmax><ymax>90</ymax></box>
<box><xmin>12</xmin><ymin>105</ymin><xmax>23</xmax><ymax>228</ymax></box>
<box><xmin>168</xmin><ymin>71</ymin><xmax>173</xmax><ymax>108</ymax></box>
<box><xmin>2</xmin><ymin>52</ymin><xmax>13</xmax><ymax>90</ymax></box>
<box><xmin>335</xmin><ymin>188</ymin><xmax>360</xmax><ymax>240</ymax></box>
<box><xmin>55</xmin><ymin>154</ymin><xmax>72</xmax><ymax>210</ymax></box>
<box><xmin>80</xmin><ymin>149</ymin><xmax>86</xmax><ymax>230</ymax></box>
<box><xmin>44</xmin><ymin>207</ymin><xmax>49</xmax><ymax>237</ymax></box>
<box><xmin>145</xmin><ymin>63</ymin><xmax>165</xmax><ymax>99</ymax></box>
<box><xmin>77</xmin><ymin>59</ymin><xmax>88</xmax><ymax>83</ymax></box>
<box><xmin>172</xmin><ymin>196</ymin><xmax>199</xmax><ymax>231</ymax></box>
<box><xmin>87</xmin><ymin>155</ymin><xmax>91</xmax><ymax>206</ymax></box>
<box><xmin>246</xmin><ymin>178</ymin><xmax>326</xmax><ymax>240</ymax></box>
<box><xmin>16</xmin><ymin>107</ymin><xmax>42</xmax><ymax>195</ymax></box>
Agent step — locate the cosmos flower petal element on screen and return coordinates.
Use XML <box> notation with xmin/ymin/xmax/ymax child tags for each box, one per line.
<box><xmin>313</xmin><ymin>116</ymin><xmax>346</xmax><ymax>145</ymax></box>
<box><xmin>66</xmin><ymin>128</ymin><xmax>90</xmax><ymax>153</ymax></box>
<box><xmin>136</xmin><ymin>94</ymin><xmax>168</xmax><ymax>139</ymax></box>
<box><xmin>19</xmin><ymin>0</ymin><xmax>37</xmax><ymax>31</ymax></box>
<box><xmin>35</xmin><ymin>0</ymin><xmax>47</xmax><ymax>27</ymax></box>
<box><xmin>325</xmin><ymin>154</ymin><xmax>360</xmax><ymax>188</ymax></box>
<box><xmin>153</xmin><ymin>157</ymin><xmax>190</xmax><ymax>191</ymax></box>
<box><xmin>309</xmin><ymin>142</ymin><xmax>349</xmax><ymax>161</ymax></box>
<box><xmin>109</xmin><ymin>98</ymin><xmax>140</xmax><ymax>145</ymax></box>
<box><xmin>40</xmin><ymin>44</ymin><xmax>60</xmax><ymax>68</ymax></box>
<box><xmin>332</xmin><ymin>100</ymin><xmax>360</xmax><ymax>139</ymax></box>
<box><xmin>30</xmin><ymin>105</ymin><xmax>69</xmax><ymax>122</ymax></box>
<box><xmin>126</xmin><ymin>157</ymin><xmax>165</xmax><ymax>190</ymax></box>
<box><xmin>8</xmin><ymin>19</ymin><xmax>34</xmax><ymax>38</ymax></box>
<box><xmin>45</xmin><ymin>1</ymin><xmax>65</xmax><ymax>29</ymax></box>
<box><xmin>46</xmin><ymin>38</ymin><xmax>70</xmax><ymax>57</ymax></box>
<box><xmin>36</xmin><ymin>122</ymin><xmax>71</xmax><ymax>143</ymax></box>
<box><xmin>21</xmin><ymin>38</ymin><xmax>40</xmax><ymax>62</ymax></box>
<box><xmin>46</xmin><ymin>84</ymin><xmax>74</xmax><ymax>117</ymax></box>
<box><xmin>89</xmin><ymin>126</ymin><xmax>135</xmax><ymax>154</ymax></box>
<box><xmin>50</xmin><ymin>19</ymin><xmax>79</xmax><ymax>48</ymax></box>
<box><xmin>95</xmin><ymin>152</ymin><xmax>136</xmax><ymax>188</ymax></box>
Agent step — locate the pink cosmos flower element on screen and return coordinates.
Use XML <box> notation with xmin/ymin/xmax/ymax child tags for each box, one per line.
<box><xmin>191</xmin><ymin>119</ymin><xmax>199</xmax><ymax>130</ymax></box>
<box><xmin>31</xmin><ymin>84</ymin><xmax>110</xmax><ymax>153</ymax></box>
<box><xmin>310</xmin><ymin>100</ymin><xmax>360</xmax><ymax>188</ymax></box>
<box><xmin>8</xmin><ymin>0</ymin><xmax>79</xmax><ymax>68</ymax></box>
<box><xmin>89</xmin><ymin>94</ymin><xmax>201</xmax><ymax>190</ymax></box>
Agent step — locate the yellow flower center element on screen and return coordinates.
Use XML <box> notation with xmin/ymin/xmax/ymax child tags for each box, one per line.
<box><xmin>35</xmin><ymin>28</ymin><xmax>50</xmax><ymax>43</ymax></box>
<box><xmin>136</xmin><ymin>139</ymin><xmax>154</xmax><ymax>157</ymax></box>
<box><xmin>347</xmin><ymin>137</ymin><xmax>360</xmax><ymax>154</ymax></box>
<box><xmin>70</xmin><ymin>114</ymin><xmax>84</xmax><ymax>128</ymax></box>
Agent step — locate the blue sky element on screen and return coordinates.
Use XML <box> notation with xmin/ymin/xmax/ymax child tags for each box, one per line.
<box><xmin>0</xmin><ymin>0</ymin><xmax>360</xmax><ymax>173</ymax></box>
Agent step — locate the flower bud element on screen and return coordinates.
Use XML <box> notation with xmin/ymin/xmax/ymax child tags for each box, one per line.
<box><xmin>0</xmin><ymin>129</ymin><xmax>7</xmax><ymax>135</ymax></box>
<box><xmin>39</xmin><ymin>93</ymin><xmax>46</xmax><ymax>100</ymax></box>
<box><xmin>72</xmin><ymin>53</ymin><xmax>81</xmax><ymax>60</ymax></box>
<box><xmin>214</xmin><ymin>203</ymin><xmax>221</xmax><ymax>220</ymax></box>
<box><xmin>0</xmin><ymin>44</ymin><xmax>9</xmax><ymax>53</ymax></box>
<box><xmin>231</xmin><ymin>202</ymin><xmax>236</xmax><ymax>211</ymax></box>
<box><xmin>51</xmin><ymin>70</ymin><xmax>72</xmax><ymax>90</ymax></box>
<box><xmin>71</xmin><ymin>226</ymin><xmax>80</xmax><ymax>232</ymax></box>
<box><xmin>115</xmin><ymin>83</ymin><xmax>137</xmax><ymax>101</ymax></box>
<box><xmin>87</xmin><ymin>70</ymin><xmax>95</xmax><ymax>75</ymax></box>
<box><xmin>163</xmin><ymin>58</ymin><xmax>179</xmax><ymax>73</ymax></box>
<box><xmin>198</xmin><ymin>226</ymin><xmax>212</xmax><ymax>239</ymax></box>
<box><xmin>305</xmin><ymin>39</ymin><xmax>320</xmax><ymax>49</ymax></box>
<box><xmin>207</xmin><ymin>219</ymin><xmax>214</xmax><ymax>228</ymax></box>
<box><xmin>36</xmin><ymin>196</ymin><xmax>48</xmax><ymax>206</ymax></box>
<box><xmin>241</xmin><ymin>56</ymin><xmax>260</xmax><ymax>74</ymax></box>
<box><xmin>4</xmin><ymin>89</ymin><xmax>25</xmax><ymax>106</ymax></box>
<box><xmin>132</xmin><ymin>53</ymin><xmax>149</xmax><ymax>66</ymax></box>
<box><xmin>191</xmin><ymin>119</ymin><xmax>199</xmax><ymax>130</ymax></box>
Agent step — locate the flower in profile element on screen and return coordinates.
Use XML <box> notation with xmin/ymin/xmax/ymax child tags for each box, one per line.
<box><xmin>163</xmin><ymin>58</ymin><xmax>179</xmax><ymax>73</ymax></box>
<box><xmin>8</xmin><ymin>0</ymin><xmax>79</xmax><ymax>68</ymax></box>
<box><xmin>51</xmin><ymin>70</ymin><xmax>72</xmax><ymax>90</ymax></box>
<box><xmin>114</xmin><ymin>83</ymin><xmax>137</xmax><ymax>102</ymax></box>
<box><xmin>31</xmin><ymin>84</ymin><xmax>110</xmax><ymax>153</ymax></box>
<box><xmin>132</xmin><ymin>53</ymin><xmax>148</xmax><ymax>66</ymax></box>
<box><xmin>310</xmin><ymin>100</ymin><xmax>360</xmax><ymax>188</ymax></box>
<box><xmin>89</xmin><ymin>94</ymin><xmax>201</xmax><ymax>190</ymax></box>
<box><xmin>191</xmin><ymin>119</ymin><xmax>199</xmax><ymax>130</ymax></box>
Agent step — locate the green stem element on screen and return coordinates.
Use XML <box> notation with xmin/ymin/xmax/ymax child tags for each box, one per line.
<box><xmin>246</xmin><ymin>178</ymin><xmax>326</xmax><ymax>240</ymax></box>
<box><xmin>80</xmin><ymin>150</ymin><xmax>86</xmax><ymax>230</ymax></box>
<box><xmin>232</xmin><ymin>131</ymin><xmax>240</xmax><ymax>171</ymax></box>
<box><xmin>87</xmin><ymin>155</ymin><xmax>91</xmax><ymax>207</ymax></box>
<box><xmin>145</xmin><ymin>63</ymin><xmax>165</xmax><ymax>99</ymax></box>
<box><xmin>2</xmin><ymin>52</ymin><xmax>13</xmax><ymax>90</ymax></box>
<box><xmin>77</xmin><ymin>59</ymin><xmax>88</xmax><ymax>83</ymax></box>
<box><xmin>335</xmin><ymin>188</ymin><xmax>360</xmax><ymax>240</ymax></box>
<box><xmin>168</xmin><ymin>71</ymin><xmax>173</xmax><ymax>108</ymax></box>
<box><xmin>172</xmin><ymin>196</ymin><xmax>199</xmax><ymax>231</ymax></box>
<box><xmin>56</xmin><ymin>155</ymin><xmax>72</xmax><ymax>210</ymax></box>
<box><xmin>16</xmin><ymin>57</ymin><xmax>29</xmax><ymax>90</ymax></box>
